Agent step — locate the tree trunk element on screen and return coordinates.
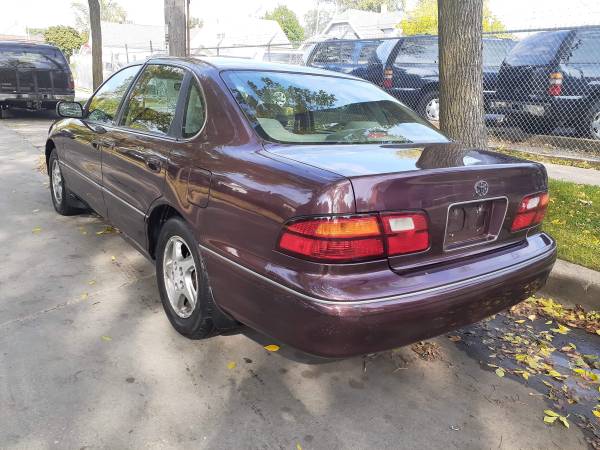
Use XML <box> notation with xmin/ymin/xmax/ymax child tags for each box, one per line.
<box><xmin>88</xmin><ymin>0</ymin><xmax>103</xmax><ymax>90</ymax></box>
<box><xmin>164</xmin><ymin>0</ymin><xmax>187</xmax><ymax>57</ymax></box>
<box><xmin>438</xmin><ymin>0</ymin><xmax>487</xmax><ymax>148</ymax></box>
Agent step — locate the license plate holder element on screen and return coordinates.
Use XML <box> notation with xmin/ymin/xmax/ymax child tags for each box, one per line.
<box><xmin>444</xmin><ymin>198</ymin><xmax>508</xmax><ymax>251</ymax></box>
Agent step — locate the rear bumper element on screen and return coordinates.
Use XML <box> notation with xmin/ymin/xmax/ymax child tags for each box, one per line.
<box><xmin>203</xmin><ymin>233</ymin><xmax>556</xmax><ymax>358</ymax></box>
<box><xmin>0</xmin><ymin>93</ymin><xmax>74</xmax><ymax>108</ymax></box>
<box><xmin>489</xmin><ymin>97</ymin><xmax>586</xmax><ymax>125</ymax></box>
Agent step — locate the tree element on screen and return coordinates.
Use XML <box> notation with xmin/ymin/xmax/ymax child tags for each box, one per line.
<box><xmin>72</xmin><ymin>0</ymin><xmax>128</xmax><ymax>31</ymax></box>
<box><xmin>42</xmin><ymin>26</ymin><xmax>86</xmax><ymax>61</ymax></box>
<box><xmin>400</xmin><ymin>0</ymin><xmax>505</xmax><ymax>35</ymax></box>
<box><xmin>89</xmin><ymin>0</ymin><xmax>103</xmax><ymax>89</ymax></box>
<box><xmin>438</xmin><ymin>0</ymin><xmax>486</xmax><ymax>148</ymax></box>
<box><xmin>164</xmin><ymin>0</ymin><xmax>187</xmax><ymax>57</ymax></box>
<box><xmin>336</xmin><ymin>0</ymin><xmax>405</xmax><ymax>12</ymax></box>
<box><xmin>304</xmin><ymin>8</ymin><xmax>333</xmax><ymax>37</ymax></box>
<box><xmin>263</xmin><ymin>6</ymin><xmax>305</xmax><ymax>44</ymax></box>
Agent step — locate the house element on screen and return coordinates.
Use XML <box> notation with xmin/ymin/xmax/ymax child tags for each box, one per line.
<box><xmin>316</xmin><ymin>8</ymin><xmax>403</xmax><ymax>40</ymax></box>
<box><xmin>189</xmin><ymin>17</ymin><xmax>291</xmax><ymax>60</ymax></box>
<box><xmin>71</xmin><ymin>22</ymin><xmax>165</xmax><ymax>90</ymax></box>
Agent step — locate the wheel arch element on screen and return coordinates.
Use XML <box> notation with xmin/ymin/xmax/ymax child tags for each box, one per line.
<box><xmin>45</xmin><ymin>139</ymin><xmax>56</xmax><ymax>174</ymax></box>
<box><xmin>146</xmin><ymin>202</ymin><xmax>185</xmax><ymax>260</ymax></box>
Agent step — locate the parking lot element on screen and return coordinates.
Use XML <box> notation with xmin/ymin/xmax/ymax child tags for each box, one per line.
<box><xmin>0</xmin><ymin>110</ymin><xmax>596</xmax><ymax>449</ymax></box>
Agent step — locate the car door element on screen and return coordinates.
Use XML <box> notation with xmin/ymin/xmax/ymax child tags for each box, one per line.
<box><xmin>101</xmin><ymin>63</ymin><xmax>187</xmax><ymax>248</ymax></box>
<box><xmin>58</xmin><ymin>64</ymin><xmax>142</xmax><ymax>216</ymax></box>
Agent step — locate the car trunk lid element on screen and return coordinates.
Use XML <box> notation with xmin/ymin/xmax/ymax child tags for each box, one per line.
<box><xmin>267</xmin><ymin>142</ymin><xmax>547</xmax><ymax>270</ymax></box>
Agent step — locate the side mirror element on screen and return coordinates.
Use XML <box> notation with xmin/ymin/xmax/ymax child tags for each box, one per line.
<box><xmin>57</xmin><ymin>101</ymin><xmax>84</xmax><ymax>118</ymax></box>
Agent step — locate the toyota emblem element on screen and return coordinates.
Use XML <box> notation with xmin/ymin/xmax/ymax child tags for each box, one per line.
<box><xmin>474</xmin><ymin>180</ymin><xmax>489</xmax><ymax>197</ymax></box>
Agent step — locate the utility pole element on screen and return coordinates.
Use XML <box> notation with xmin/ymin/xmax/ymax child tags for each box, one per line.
<box><xmin>164</xmin><ymin>0</ymin><xmax>187</xmax><ymax>57</ymax></box>
<box><xmin>88</xmin><ymin>0</ymin><xmax>103</xmax><ymax>89</ymax></box>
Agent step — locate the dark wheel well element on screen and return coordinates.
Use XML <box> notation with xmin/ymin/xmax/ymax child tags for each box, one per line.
<box><xmin>45</xmin><ymin>139</ymin><xmax>56</xmax><ymax>173</ymax></box>
<box><xmin>147</xmin><ymin>205</ymin><xmax>183</xmax><ymax>259</ymax></box>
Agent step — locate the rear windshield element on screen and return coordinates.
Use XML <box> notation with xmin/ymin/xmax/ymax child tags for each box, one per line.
<box><xmin>505</xmin><ymin>31</ymin><xmax>569</xmax><ymax>66</ymax></box>
<box><xmin>0</xmin><ymin>45</ymin><xmax>69</xmax><ymax>70</ymax></box>
<box><xmin>223</xmin><ymin>70</ymin><xmax>449</xmax><ymax>145</ymax></box>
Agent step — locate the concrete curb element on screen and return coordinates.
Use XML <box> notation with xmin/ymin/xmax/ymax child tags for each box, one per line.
<box><xmin>540</xmin><ymin>259</ymin><xmax>600</xmax><ymax>310</ymax></box>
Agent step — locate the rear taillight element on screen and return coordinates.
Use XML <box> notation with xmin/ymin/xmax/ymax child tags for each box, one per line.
<box><xmin>278</xmin><ymin>212</ymin><xmax>429</xmax><ymax>262</ymax></box>
<box><xmin>383</xmin><ymin>67</ymin><xmax>393</xmax><ymax>88</ymax></box>
<box><xmin>511</xmin><ymin>192</ymin><xmax>549</xmax><ymax>232</ymax></box>
<box><xmin>548</xmin><ymin>72</ymin><xmax>563</xmax><ymax>96</ymax></box>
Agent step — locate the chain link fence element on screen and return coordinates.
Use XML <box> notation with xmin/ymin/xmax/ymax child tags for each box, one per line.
<box><xmin>191</xmin><ymin>26</ymin><xmax>600</xmax><ymax>158</ymax></box>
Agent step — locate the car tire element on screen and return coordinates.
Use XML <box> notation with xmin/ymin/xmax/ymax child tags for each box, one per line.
<box><xmin>585</xmin><ymin>99</ymin><xmax>600</xmax><ymax>140</ymax></box>
<box><xmin>156</xmin><ymin>217</ymin><xmax>216</xmax><ymax>340</ymax></box>
<box><xmin>417</xmin><ymin>91</ymin><xmax>440</xmax><ymax>122</ymax></box>
<box><xmin>48</xmin><ymin>149</ymin><xmax>81</xmax><ymax>215</ymax></box>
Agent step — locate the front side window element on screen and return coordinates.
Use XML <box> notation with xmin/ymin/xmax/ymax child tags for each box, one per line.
<box><xmin>121</xmin><ymin>64</ymin><xmax>186</xmax><ymax>136</ymax></box>
<box><xmin>182</xmin><ymin>80</ymin><xmax>206</xmax><ymax>138</ymax></box>
<box><xmin>87</xmin><ymin>65</ymin><xmax>141</xmax><ymax>124</ymax></box>
<box><xmin>223</xmin><ymin>70</ymin><xmax>448</xmax><ymax>145</ymax></box>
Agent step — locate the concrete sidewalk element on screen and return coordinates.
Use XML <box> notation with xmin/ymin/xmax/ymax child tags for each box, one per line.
<box><xmin>544</xmin><ymin>162</ymin><xmax>600</xmax><ymax>186</ymax></box>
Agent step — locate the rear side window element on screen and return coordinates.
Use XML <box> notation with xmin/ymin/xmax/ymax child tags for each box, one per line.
<box><xmin>87</xmin><ymin>65</ymin><xmax>141</xmax><ymax>125</ymax></box>
<box><xmin>312</xmin><ymin>41</ymin><xmax>354</xmax><ymax>64</ymax></box>
<box><xmin>505</xmin><ymin>31</ymin><xmax>569</xmax><ymax>66</ymax></box>
<box><xmin>121</xmin><ymin>64</ymin><xmax>186</xmax><ymax>136</ymax></box>
<box><xmin>357</xmin><ymin>40</ymin><xmax>383</xmax><ymax>64</ymax></box>
<box><xmin>182</xmin><ymin>80</ymin><xmax>206</xmax><ymax>138</ymax></box>
<box><xmin>395</xmin><ymin>37</ymin><xmax>438</xmax><ymax>64</ymax></box>
<box><xmin>567</xmin><ymin>30</ymin><xmax>600</xmax><ymax>64</ymax></box>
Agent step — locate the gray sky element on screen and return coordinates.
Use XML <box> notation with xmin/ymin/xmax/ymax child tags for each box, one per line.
<box><xmin>2</xmin><ymin>0</ymin><xmax>599</xmax><ymax>34</ymax></box>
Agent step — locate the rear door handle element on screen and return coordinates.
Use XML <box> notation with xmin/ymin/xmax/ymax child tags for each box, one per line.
<box><xmin>144</xmin><ymin>156</ymin><xmax>162</xmax><ymax>172</ymax></box>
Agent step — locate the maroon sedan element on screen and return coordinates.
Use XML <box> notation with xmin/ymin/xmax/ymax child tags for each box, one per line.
<box><xmin>47</xmin><ymin>57</ymin><xmax>555</xmax><ymax>357</ymax></box>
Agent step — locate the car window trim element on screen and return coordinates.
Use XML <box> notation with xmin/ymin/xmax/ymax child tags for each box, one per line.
<box><xmin>175</xmin><ymin>73</ymin><xmax>208</xmax><ymax>140</ymax></box>
<box><xmin>116</xmin><ymin>62</ymin><xmax>189</xmax><ymax>138</ymax></box>
<box><xmin>83</xmin><ymin>63</ymin><xmax>144</xmax><ymax>124</ymax></box>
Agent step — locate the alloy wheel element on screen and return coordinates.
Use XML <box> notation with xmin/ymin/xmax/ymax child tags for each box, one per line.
<box><xmin>162</xmin><ymin>236</ymin><xmax>198</xmax><ymax>318</ymax></box>
<box><xmin>591</xmin><ymin>110</ymin><xmax>600</xmax><ymax>140</ymax></box>
<box><xmin>51</xmin><ymin>159</ymin><xmax>63</xmax><ymax>204</ymax></box>
<box><xmin>425</xmin><ymin>98</ymin><xmax>440</xmax><ymax>122</ymax></box>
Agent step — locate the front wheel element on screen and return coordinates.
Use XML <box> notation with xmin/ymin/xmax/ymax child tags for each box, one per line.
<box><xmin>586</xmin><ymin>100</ymin><xmax>600</xmax><ymax>140</ymax></box>
<box><xmin>48</xmin><ymin>149</ymin><xmax>81</xmax><ymax>215</ymax></box>
<box><xmin>156</xmin><ymin>217</ymin><xmax>216</xmax><ymax>339</ymax></box>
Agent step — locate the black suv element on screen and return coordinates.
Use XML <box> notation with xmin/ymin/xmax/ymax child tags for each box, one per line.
<box><xmin>306</xmin><ymin>36</ymin><xmax>515</xmax><ymax>121</ymax></box>
<box><xmin>0</xmin><ymin>41</ymin><xmax>75</xmax><ymax>118</ymax></box>
<box><xmin>491</xmin><ymin>27</ymin><xmax>600</xmax><ymax>139</ymax></box>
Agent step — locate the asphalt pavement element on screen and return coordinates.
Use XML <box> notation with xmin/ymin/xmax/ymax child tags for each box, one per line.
<box><xmin>0</xmin><ymin>109</ymin><xmax>593</xmax><ymax>449</ymax></box>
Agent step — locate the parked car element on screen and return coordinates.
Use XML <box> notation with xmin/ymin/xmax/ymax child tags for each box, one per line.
<box><xmin>0</xmin><ymin>41</ymin><xmax>74</xmax><ymax>118</ymax></box>
<box><xmin>47</xmin><ymin>57</ymin><xmax>556</xmax><ymax>357</ymax></box>
<box><xmin>491</xmin><ymin>27</ymin><xmax>600</xmax><ymax>139</ymax></box>
<box><xmin>262</xmin><ymin>49</ymin><xmax>304</xmax><ymax>65</ymax></box>
<box><xmin>306</xmin><ymin>36</ymin><xmax>515</xmax><ymax>121</ymax></box>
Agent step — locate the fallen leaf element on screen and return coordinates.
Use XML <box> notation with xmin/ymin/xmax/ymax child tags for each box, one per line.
<box><xmin>592</xmin><ymin>409</ymin><xmax>600</xmax><ymax>418</ymax></box>
<box><xmin>495</xmin><ymin>368</ymin><xmax>505</xmax><ymax>378</ymax></box>
<box><xmin>264</xmin><ymin>344</ymin><xmax>280</xmax><ymax>352</ymax></box>
<box><xmin>528</xmin><ymin>314</ymin><xmax>536</xmax><ymax>321</ymax></box>
<box><xmin>544</xmin><ymin>415</ymin><xmax>558</xmax><ymax>424</ymax></box>
<box><xmin>32</xmin><ymin>226</ymin><xmax>42</xmax><ymax>233</ymax></box>
<box><xmin>88</xmin><ymin>280</ymin><xmax>96</xmax><ymax>285</ymax></box>
<box><xmin>101</xmin><ymin>335</ymin><xmax>112</xmax><ymax>342</ymax></box>
<box><xmin>544</xmin><ymin>409</ymin><xmax>560</xmax><ymax>417</ymax></box>
<box><xmin>551</xmin><ymin>324</ymin><xmax>570</xmax><ymax>335</ymax></box>
<box><xmin>227</xmin><ymin>361</ymin><xmax>236</xmax><ymax>370</ymax></box>
<box><xmin>111</xmin><ymin>256</ymin><xmax>116</xmax><ymax>262</ymax></box>
<box><xmin>80</xmin><ymin>292</ymin><xmax>88</xmax><ymax>300</ymax></box>
<box><xmin>514</xmin><ymin>319</ymin><xmax>526</xmax><ymax>324</ymax></box>
<box><xmin>545</xmin><ymin>320</ymin><xmax>553</xmax><ymax>325</ymax></box>
<box><xmin>558</xmin><ymin>416</ymin><xmax>570</xmax><ymax>428</ymax></box>
<box><xmin>296</xmin><ymin>444</ymin><xmax>302</xmax><ymax>450</ymax></box>
<box><xmin>448</xmin><ymin>335</ymin><xmax>461</xmax><ymax>342</ymax></box>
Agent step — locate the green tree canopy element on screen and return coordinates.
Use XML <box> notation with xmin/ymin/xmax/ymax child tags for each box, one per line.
<box><xmin>400</xmin><ymin>0</ymin><xmax>506</xmax><ymax>35</ymax></box>
<box><xmin>263</xmin><ymin>5</ymin><xmax>305</xmax><ymax>44</ymax></box>
<box><xmin>41</xmin><ymin>26</ymin><xmax>87</xmax><ymax>60</ymax></box>
<box><xmin>72</xmin><ymin>0</ymin><xmax>128</xmax><ymax>31</ymax></box>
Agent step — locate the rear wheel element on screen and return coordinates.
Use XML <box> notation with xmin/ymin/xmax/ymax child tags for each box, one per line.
<box><xmin>156</xmin><ymin>217</ymin><xmax>216</xmax><ymax>339</ymax></box>
<box><xmin>48</xmin><ymin>149</ymin><xmax>80</xmax><ymax>215</ymax></box>
<box><xmin>586</xmin><ymin>99</ymin><xmax>600</xmax><ymax>140</ymax></box>
<box><xmin>417</xmin><ymin>91</ymin><xmax>439</xmax><ymax>122</ymax></box>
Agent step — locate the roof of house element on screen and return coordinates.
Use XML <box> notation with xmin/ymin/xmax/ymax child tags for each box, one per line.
<box><xmin>96</xmin><ymin>22</ymin><xmax>166</xmax><ymax>50</ymax></box>
<box><xmin>320</xmin><ymin>8</ymin><xmax>403</xmax><ymax>39</ymax></box>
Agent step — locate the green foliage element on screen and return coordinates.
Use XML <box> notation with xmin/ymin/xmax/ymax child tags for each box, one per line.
<box><xmin>400</xmin><ymin>0</ymin><xmax>506</xmax><ymax>35</ymax></box>
<box><xmin>72</xmin><ymin>0</ymin><xmax>128</xmax><ymax>31</ymax></box>
<box><xmin>336</xmin><ymin>0</ymin><xmax>405</xmax><ymax>12</ymax></box>
<box><xmin>42</xmin><ymin>26</ymin><xmax>87</xmax><ymax>60</ymax></box>
<box><xmin>304</xmin><ymin>8</ymin><xmax>333</xmax><ymax>37</ymax></box>
<box><xmin>263</xmin><ymin>5</ymin><xmax>305</xmax><ymax>44</ymax></box>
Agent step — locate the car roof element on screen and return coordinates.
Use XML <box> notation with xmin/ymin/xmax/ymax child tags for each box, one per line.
<box><xmin>148</xmin><ymin>56</ymin><xmax>361</xmax><ymax>80</ymax></box>
<box><xmin>0</xmin><ymin>40</ymin><xmax>61</xmax><ymax>51</ymax></box>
